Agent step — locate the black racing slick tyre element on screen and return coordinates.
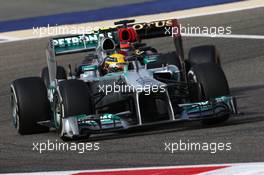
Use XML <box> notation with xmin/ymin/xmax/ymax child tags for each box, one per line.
<box><xmin>10</xmin><ymin>77</ymin><xmax>50</xmax><ymax>135</ymax></box>
<box><xmin>41</xmin><ymin>66</ymin><xmax>67</xmax><ymax>87</ymax></box>
<box><xmin>188</xmin><ymin>45</ymin><xmax>221</xmax><ymax>67</ymax></box>
<box><xmin>188</xmin><ymin>63</ymin><xmax>230</xmax><ymax>124</ymax></box>
<box><xmin>54</xmin><ymin>80</ymin><xmax>92</xmax><ymax>140</ymax></box>
<box><xmin>189</xmin><ymin>63</ymin><xmax>229</xmax><ymax>100</ymax></box>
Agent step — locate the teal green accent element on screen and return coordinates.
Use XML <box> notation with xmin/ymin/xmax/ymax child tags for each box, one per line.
<box><xmin>183</xmin><ymin>102</ymin><xmax>212</xmax><ymax>113</ymax></box>
<box><xmin>172</xmin><ymin>72</ymin><xmax>179</xmax><ymax>80</ymax></box>
<box><xmin>53</xmin><ymin>34</ymin><xmax>98</xmax><ymax>54</ymax></box>
<box><xmin>76</xmin><ymin>113</ymin><xmax>121</xmax><ymax>127</ymax></box>
<box><xmin>76</xmin><ymin>114</ymin><xmax>88</xmax><ymax>120</ymax></box>
<box><xmin>143</xmin><ymin>55</ymin><xmax>158</xmax><ymax>64</ymax></box>
<box><xmin>104</xmin><ymin>71</ymin><xmax>124</xmax><ymax>77</ymax></box>
<box><xmin>183</xmin><ymin>96</ymin><xmax>232</xmax><ymax>114</ymax></box>
<box><xmin>82</xmin><ymin>65</ymin><xmax>98</xmax><ymax>71</ymax></box>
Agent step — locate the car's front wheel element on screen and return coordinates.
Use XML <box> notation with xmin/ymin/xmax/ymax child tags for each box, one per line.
<box><xmin>54</xmin><ymin>80</ymin><xmax>92</xmax><ymax>140</ymax></box>
<box><xmin>188</xmin><ymin>63</ymin><xmax>230</xmax><ymax>124</ymax></box>
<box><xmin>10</xmin><ymin>77</ymin><xmax>50</xmax><ymax>134</ymax></box>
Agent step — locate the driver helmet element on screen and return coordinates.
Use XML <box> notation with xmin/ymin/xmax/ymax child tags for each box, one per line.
<box><xmin>103</xmin><ymin>53</ymin><xmax>128</xmax><ymax>73</ymax></box>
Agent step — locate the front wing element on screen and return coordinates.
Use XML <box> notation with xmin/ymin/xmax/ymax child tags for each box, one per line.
<box><xmin>60</xmin><ymin>96</ymin><xmax>237</xmax><ymax>138</ymax></box>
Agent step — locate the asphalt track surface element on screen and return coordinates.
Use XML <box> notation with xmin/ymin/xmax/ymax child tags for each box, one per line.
<box><xmin>0</xmin><ymin>7</ymin><xmax>264</xmax><ymax>173</ymax></box>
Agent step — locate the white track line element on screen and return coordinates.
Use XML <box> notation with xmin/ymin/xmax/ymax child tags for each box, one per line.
<box><xmin>176</xmin><ymin>4</ymin><xmax>264</xmax><ymax>20</ymax></box>
<box><xmin>0</xmin><ymin>35</ymin><xmax>19</xmax><ymax>41</ymax></box>
<box><xmin>182</xmin><ymin>33</ymin><xmax>264</xmax><ymax>40</ymax></box>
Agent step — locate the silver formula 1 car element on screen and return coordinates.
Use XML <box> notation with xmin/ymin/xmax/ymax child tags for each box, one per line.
<box><xmin>10</xmin><ymin>19</ymin><xmax>237</xmax><ymax>140</ymax></box>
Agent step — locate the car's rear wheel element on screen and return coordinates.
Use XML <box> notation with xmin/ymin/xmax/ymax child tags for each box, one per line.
<box><xmin>54</xmin><ymin>80</ymin><xmax>92</xmax><ymax>140</ymax></box>
<box><xmin>188</xmin><ymin>63</ymin><xmax>230</xmax><ymax>124</ymax></box>
<box><xmin>11</xmin><ymin>77</ymin><xmax>50</xmax><ymax>134</ymax></box>
<box><xmin>188</xmin><ymin>45</ymin><xmax>221</xmax><ymax>67</ymax></box>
